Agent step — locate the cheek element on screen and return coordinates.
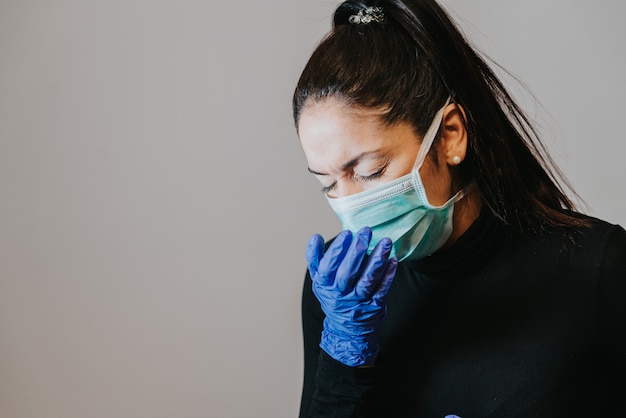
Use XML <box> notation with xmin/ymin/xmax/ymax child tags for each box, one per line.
<box><xmin>419</xmin><ymin>157</ymin><xmax>453</xmax><ymax>206</ymax></box>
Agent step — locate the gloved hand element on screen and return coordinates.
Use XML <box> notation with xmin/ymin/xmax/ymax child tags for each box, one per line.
<box><xmin>306</xmin><ymin>226</ymin><xmax>398</xmax><ymax>367</ymax></box>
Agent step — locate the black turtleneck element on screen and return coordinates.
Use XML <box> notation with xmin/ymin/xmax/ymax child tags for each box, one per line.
<box><xmin>299</xmin><ymin>211</ymin><xmax>626</xmax><ymax>417</ymax></box>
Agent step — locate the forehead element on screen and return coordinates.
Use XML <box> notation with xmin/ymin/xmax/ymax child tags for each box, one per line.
<box><xmin>298</xmin><ymin>99</ymin><xmax>384</xmax><ymax>138</ymax></box>
<box><xmin>298</xmin><ymin>100</ymin><xmax>382</xmax><ymax>160</ymax></box>
<box><xmin>297</xmin><ymin>99</ymin><xmax>418</xmax><ymax>169</ymax></box>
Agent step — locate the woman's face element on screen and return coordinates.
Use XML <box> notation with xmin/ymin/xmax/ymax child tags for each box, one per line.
<box><xmin>298</xmin><ymin>98</ymin><xmax>454</xmax><ymax>206</ymax></box>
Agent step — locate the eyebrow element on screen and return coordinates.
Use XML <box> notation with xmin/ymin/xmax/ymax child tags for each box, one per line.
<box><xmin>307</xmin><ymin>150</ymin><xmax>382</xmax><ymax>176</ymax></box>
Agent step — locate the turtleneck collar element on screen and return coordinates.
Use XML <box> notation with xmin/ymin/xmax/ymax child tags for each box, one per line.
<box><xmin>404</xmin><ymin>208</ymin><xmax>509</xmax><ymax>280</ymax></box>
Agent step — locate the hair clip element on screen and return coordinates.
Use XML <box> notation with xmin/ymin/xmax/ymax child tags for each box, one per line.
<box><xmin>348</xmin><ymin>6</ymin><xmax>385</xmax><ymax>25</ymax></box>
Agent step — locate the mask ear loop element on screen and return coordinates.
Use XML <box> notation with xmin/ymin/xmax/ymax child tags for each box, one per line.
<box><xmin>413</xmin><ymin>97</ymin><xmax>474</xmax><ymax>204</ymax></box>
<box><xmin>411</xmin><ymin>97</ymin><xmax>451</xmax><ymax>190</ymax></box>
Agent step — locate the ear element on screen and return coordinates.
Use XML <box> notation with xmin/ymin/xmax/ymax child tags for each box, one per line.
<box><xmin>440</xmin><ymin>103</ymin><xmax>468</xmax><ymax>166</ymax></box>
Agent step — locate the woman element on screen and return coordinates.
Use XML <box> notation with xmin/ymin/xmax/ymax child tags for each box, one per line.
<box><xmin>293</xmin><ymin>1</ymin><xmax>626</xmax><ymax>417</ymax></box>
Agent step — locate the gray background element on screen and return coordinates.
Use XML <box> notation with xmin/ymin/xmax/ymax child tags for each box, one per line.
<box><xmin>0</xmin><ymin>1</ymin><xmax>624</xmax><ymax>417</ymax></box>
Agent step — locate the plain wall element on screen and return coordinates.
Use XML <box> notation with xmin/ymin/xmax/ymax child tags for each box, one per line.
<box><xmin>0</xmin><ymin>1</ymin><xmax>623</xmax><ymax>417</ymax></box>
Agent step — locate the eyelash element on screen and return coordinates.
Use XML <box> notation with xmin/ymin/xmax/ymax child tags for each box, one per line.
<box><xmin>320</xmin><ymin>183</ymin><xmax>336</xmax><ymax>194</ymax></box>
<box><xmin>320</xmin><ymin>168</ymin><xmax>386</xmax><ymax>194</ymax></box>
<box><xmin>355</xmin><ymin>168</ymin><xmax>385</xmax><ymax>182</ymax></box>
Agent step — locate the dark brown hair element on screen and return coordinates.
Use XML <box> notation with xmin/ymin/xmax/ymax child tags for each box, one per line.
<box><xmin>293</xmin><ymin>0</ymin><xmax>586</xmax><ymax>233</ymax></box>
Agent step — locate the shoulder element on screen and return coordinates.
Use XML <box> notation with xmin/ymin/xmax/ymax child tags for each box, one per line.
<box><xmin>537</xmin><ymin>213</ymin><xmax>626</xmax><ymax>283</ymax></box>
<box><xmin>565</xmin><ymin>213</ymin><xmax>625</xmax><ymax>259</ymax></box>
<box><xmin>499</xmin><ymin>212</ymin><xmax>625</xmax><ymax>283</ymax></box>
<box><xmin>522</xmin><ymin>212</ymin><xmax>624</xmax><ymax>252</ymax></box>
<box><xmin>575</xmin><ymin>215</ymin><xmax>626</xmax><ymax>288</ymax></box>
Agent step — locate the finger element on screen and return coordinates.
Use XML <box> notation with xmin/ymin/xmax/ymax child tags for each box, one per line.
<box><xmin>354</xmin><ymin>237</ymin><xmax>393</xmax><ymax>299</ymax></box>
<box><xmin>305</xmin><ymin>234</ymin><xmax>325</xmax><ymax>276</ymax></box>
<box><xmin>372</xmin><ymin>257</ymin><xmax>397</xmax><ymax>306</ymax></box>
<box><xmin>335</xmin><ymin>227</ymin><xmax>372</xmax><ymax>292</ymax></box>
<box><xmin>316</xmin><ymin>230</ymin><xmax>353</xmax><ymax>286</ymax></box>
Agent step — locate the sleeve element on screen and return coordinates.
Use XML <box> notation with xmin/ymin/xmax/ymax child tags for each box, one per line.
<box><xmin>299</xmin><ymin>271</ymin><xmax>385</xmax><ymax>418</ymax></box>
<box><xmin>596</xmin><ymin>224</ymin><xmax>626</xmax><ymax>366</ymax></box>
<box><xmin>593</xmin><ymin>224</ymin><xmax>626</xmax><ymax>415</ymax></box>
<box><xmin>299</xmin><ymin>271</ymin><xmax>323</xmax><ymax>418</ymax></box>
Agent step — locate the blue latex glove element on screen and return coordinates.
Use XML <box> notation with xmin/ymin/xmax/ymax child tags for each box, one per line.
<box><xmin>306</xmin><ymin>226</ymin><xmax>398</xmax><ymax>367</ymax></box>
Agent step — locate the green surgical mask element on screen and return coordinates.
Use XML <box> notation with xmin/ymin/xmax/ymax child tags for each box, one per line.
<box><xmin>326</xmin><ymin>99</ymin><xmax>466</xmax><ymax>261</ymax></box>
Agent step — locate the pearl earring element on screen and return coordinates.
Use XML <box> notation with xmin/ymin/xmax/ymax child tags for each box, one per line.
<box><xmin>452</xmin><ymin>156</ymin><xmax>462</xmax><ymax>165</ymax></box>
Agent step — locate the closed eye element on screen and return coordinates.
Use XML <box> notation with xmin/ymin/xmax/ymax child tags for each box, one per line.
<box><xmin>320</xmin><ymin>167</ymin><xmax>386</xmax><ymax>194</ymax></box>
<box><xmin>317</xmin><ymin>160</ymin><xmax>389</xmax><ymax>195</ymax></box>
<box><xmin>320</xmin><ymin>181</ymin><xmax>337</xmax><ymax>194</ymax></box>
<box><xmin>354</xmin><ymin>167</ymin><xmax>386</xmax><ymax>182</ymax></box>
